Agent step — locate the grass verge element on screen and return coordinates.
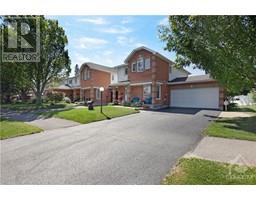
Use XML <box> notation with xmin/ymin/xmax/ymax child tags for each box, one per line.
<box><xmin>47</xmin><ymin>106</ymin><xmax>139</xmax><ymax>124</ymax></box>
<box><xmin>204</xmin><ymin>116</ymin><xmax>256</xmax><ymax>141</ymax></box>
<box><xmin>0</xmin><ymin>118</ymin><xmax>43</xmax><ymax>139</ymax></box>
<box><xmin>162</xmin><ymin>158</ymin><xmax>256</xmax><ymax>185</ymax></box>
<box><xmin>228</xmin><ymin>104</ymin><xmax>256</xmax><ymax>113</ymax></box>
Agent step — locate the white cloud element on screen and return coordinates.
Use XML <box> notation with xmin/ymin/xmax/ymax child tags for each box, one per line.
<box><xmin>101</xmin><ymin>26</ymin><xmax>132</xmax><ymax>34</ymax></box>
<box><xmin>102</xmin><ymin>50</ymin><xmax>113</xmax><ymax>56</ymax></box>
<box><xmin>117</xmin><ymin>36</ymin><xmax>134</xmax><ymax>45</ymax></box>
<box><xmin>72</xmin><ymin>53</ymin><xmax>91</xmax><ymax>66</ymax></box>
<box><xmin>134</xmin><ymin>42</ymin><xmax>147</xmax><ymax>48</ymax></box>
<box><xmin>78</xmin><ymin>17</ymin><xmax>109</xmax><ymax>25</ymax></box>
<box><xmin>158</xmin><ymin>17</ymin><xmax>169</xmax><ymax>26</ymax></box>
<box><xmin>76</xmin><ymin>37</ymin><xmax>108</xmax><ymax>49</ymax></box>
<box><xmin>121</xmin><ymin>17</ymin><xmax>133</xmax><ymax>24</ymax></box>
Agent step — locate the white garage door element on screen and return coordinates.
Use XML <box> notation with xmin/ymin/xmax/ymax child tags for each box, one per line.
<box><xmin>170</xmin><ymin>87</ymin><xmax>219</xmax><ymax>109</ymax></box>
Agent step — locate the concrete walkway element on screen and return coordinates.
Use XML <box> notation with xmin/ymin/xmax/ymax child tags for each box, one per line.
<box><xmin>187</xmin><ymin>137</ymin><xmax>256</xmax><ymax>166</ymax></box>
<box><xmin>27</xmin><ymin>118</ymin><xmax>80</xmax><ymax>130</ymax></box>
<box><xmin>219</xmin><ymin>111</ymin><xmax>255</xmax><ymax>118</ymax></box>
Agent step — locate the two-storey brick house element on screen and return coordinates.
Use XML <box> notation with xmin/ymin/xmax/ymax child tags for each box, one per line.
<box><xmin>51</xmin><ymin>46</ymin><xmax>224</xmax><ymax>109</ymax></box>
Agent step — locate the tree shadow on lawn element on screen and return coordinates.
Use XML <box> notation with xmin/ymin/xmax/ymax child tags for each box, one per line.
<box><xmin>40</xmin><ymin>108</ymin><xmax>74</xmax><ymax>119</ymax></box>
<box><xmin>216</xmin><ymin>116</ymin><xmax>256</xmax><ymax>134</ymax></box>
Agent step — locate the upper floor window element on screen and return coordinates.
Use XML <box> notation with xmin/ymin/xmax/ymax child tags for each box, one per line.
<box><xmin>144</xmin><ymin>58</ymin><xmax>151</xmax><ymax>70</ymax></box>
<box><xmin>137</xmin><ymin>58</ymin><xmax>144</xmax><ymax>72</ymax></box>
<box><xmin>125</xmin><ymin>67</ymin><xmax>128</xmax><ymax>75</ymax></box>
<box><xmin>131</xmin><ymin>62</ymin><xmax>136</xmax><ymax>72</ymax></box>
<box><xmin>131</xmin><ymin>57</ymin><xmax>151</xmax><ymax>72</ymax></box>
<box><xmin>84</xmin><ymin>68</ymin><xmax>90</xmax><ymax>80</ymax></box>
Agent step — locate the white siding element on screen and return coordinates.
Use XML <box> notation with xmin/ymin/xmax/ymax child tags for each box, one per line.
<box><xmin>111</xmin><ymin>72</ymin><xmax>118</xmax><ymax>84</ymax></box>
<box><xmin>117</xmin><ymin>66</ymin><xmax>128</xmax><ymax>82</ymax></box>
<box><xmin>169</xmin><ymin>67</ymin><xmax>188</xmax><ymax>81</ymax></box>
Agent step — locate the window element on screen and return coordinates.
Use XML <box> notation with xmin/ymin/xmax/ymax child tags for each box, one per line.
<box><xmin>137</xmin><ymin>58</ymin><xmax>144</xmax><ymax>72</ymax></box>
<box><xmin>112</xmin><ymin>74</ymin><xmax>114</xmax><ymax>81</ymax></box>
<box><xmin>144</xmin><ymin>58</ymin><xmax>151</xmax><ymax>70</ymax></box>
<box><xmin>143</xmin><ymin>85</ymin><xmax>151</xmax><ymax>99</ymax></box>
<box><xmin>125</xmin><ymin>67</ymin><xmax>128</xmax><ymax>75</ymax></box>
<box><xmin>156</xmin><ymin>84</ymin><xmax>161</xmax><ymax>99</ymax></box>
<box><xmin>96</xmin><ymin>88</ymin><xmax>101</xmax><ymax>100</ymax></box>
<box><xmin>84</xmin><ymin>68</ymin><xmax>90</xmax><ymax>80</ymax></box>
<box><xmin>131</xmin><ymin>62</ymin><xmax>136</xmax><ymax>72</ymax></box>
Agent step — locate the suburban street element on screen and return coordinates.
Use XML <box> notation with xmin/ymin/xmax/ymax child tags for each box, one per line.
<box><xmin>1</xmin><ymin>108</ymin><xmax>220</xmax><ymax>184</ymax></box>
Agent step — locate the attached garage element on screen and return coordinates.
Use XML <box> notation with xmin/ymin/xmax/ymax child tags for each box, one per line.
<box><xmin>170</xmin><ymin>87</ymin><xmax>219</xmax><ymax>109</ymax></box>
<box><xmin>169</xmin><ymin>75</ymin><xmax>224</xmax><ymax>110</ymax></box>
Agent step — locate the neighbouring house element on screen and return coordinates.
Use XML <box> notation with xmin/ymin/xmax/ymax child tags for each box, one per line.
<box><xmin>50</xmin><ymin>46</ymin><xmax>225</xmax><ymax>109</ymax></box>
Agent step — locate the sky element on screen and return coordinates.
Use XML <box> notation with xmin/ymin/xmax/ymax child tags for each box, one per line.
<box><xmin>47</xmin><ymin>16</ymin><xmax>205</xmax><ymax>76</ymax></box>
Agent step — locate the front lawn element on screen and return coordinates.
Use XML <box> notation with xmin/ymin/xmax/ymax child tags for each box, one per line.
<box><xmin>204</xmin><ymin>116</ymin><xmax>256</xmax><ymax>141</ymax></box>
<box><xmin>0</xmin><ymin>119</ymin><xmax>43</xmax><ymax>139</ymax></box>
<box><xmin>229</xmin><ymin>104</ymin><xmax>256</xmax><ymax>113</ymax></box>
<box><xmin>162</xmin><ymin>158</ymin><xmax>256</xmax><ymax>185</ymax></box>
<box><xmin>51</xmin><ymin>106</ymin><xmax>139</xmax><ymax>124</ymax></box>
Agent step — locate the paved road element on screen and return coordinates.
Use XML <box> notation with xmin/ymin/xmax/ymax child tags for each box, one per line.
<box><xmin>1</xmin><ymin>108</ymin><xmax>220</xmax><ymax>184</ymax></box>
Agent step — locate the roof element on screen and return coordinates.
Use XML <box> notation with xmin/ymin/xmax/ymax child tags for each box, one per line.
<box><xmin>80</xmin><ymin>62</ymin><xmax>116</xmax><ymax>73</ymax></box>
<box><xmin>53</xmin><ymin>85</ymin><xmax>72</xmax><ymax>90</ymax></box>
<box><xmin>124</xmin><ymin>46</ymin><xmax>190</xmax><ymax>74</ymax></box>
<box><xmin>169</xmin><ymin>74</ymin><xmax>216</xmax><ymax>85</ymax></box>
<box><xmin>114</xmin><ymin>64</ymin><xmax>128</xmax><ymax>69</ymax></box>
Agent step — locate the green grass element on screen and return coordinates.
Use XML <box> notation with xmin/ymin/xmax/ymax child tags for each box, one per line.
<box><xmin>162</xmin><ymin>158</ymin><xmax>256</xmax><ymax>185</ymax></box>
<box><xmin>0</xmin><ymin>118</ymin><xmax>43</xmax><ymax>139</ymax></box>
<box><xmin>50</xmin><ymin>106</ymin><xmax>139</xmax><ymax>124</ymax></box>
<box><xmin>204</xmin><ymin>116</ymin><xmax>256</xmax><ymax>141</ymax></box>
<box><xmin>229</xmin><ymin>104</ymin><xmax>256</xmax><ymax>113</ymax></box>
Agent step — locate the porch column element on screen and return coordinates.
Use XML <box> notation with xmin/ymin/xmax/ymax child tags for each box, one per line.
<box><xmin>80</xmin><ymin>89</ymin><xmax>84</xmax><ymax>101</ymax></box>
<box><xmin>151</xmin><ymin>55</ymin><xmax>157</xmax><ymax>105</ymax></box>
<box><xmin>90</xmin><ymin>86</ymin><xmax>94</xmax><ymax>101</ymax></box>
<box><xmin>126</xmin><ymin>85</ymin><xmax>131</xmax><ymax>102</ymax></box>
<box><xmin>73</xmin><ymin>89</ymin><xmax>76</xmax><ymax>101</ymax></box>
<box><xmin>112</xmin><ymin>88</ymin><xmax>116</xmax><ymax>102</ymax></box>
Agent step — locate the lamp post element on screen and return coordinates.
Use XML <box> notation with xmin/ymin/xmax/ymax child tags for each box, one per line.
<box><xmin>99</xmin><ymin>87</ymin><xmax>104</xmax><ymax>113</ymax></box>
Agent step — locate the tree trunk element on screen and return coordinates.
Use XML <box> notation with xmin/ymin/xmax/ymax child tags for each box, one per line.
<box><xmin>35</xmin><ymin>92</ymin><xmax>42</xmax><ymax>106</ymax></box>
<box><xmin>20</xmin><ymin>91</ymin><xmax>27</xmax><ymax>102</ymax></box>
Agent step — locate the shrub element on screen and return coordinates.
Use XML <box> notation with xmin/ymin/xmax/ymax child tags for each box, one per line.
<box><xmin>46</xmin><ymin>91</ymin><xmax>64</xmax><ymax>103</ymax></box>
<box><xmin>63</xmin><ymin>96</ymin><xmax>71</xmax><ymax>103</ymax></box>
<box><xmin>251</xmin><ymin>90</ymin><xmax>256</xmax><ymax>103</ymax></box>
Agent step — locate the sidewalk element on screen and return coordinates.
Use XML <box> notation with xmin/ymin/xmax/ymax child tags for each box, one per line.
<box><xmin>27</xmin><ymin>118</ymin><xmax>80</xmax><ymax>130</ymax></box>
<box><xmin>186</xmin><ymin>136</ymin><xmax>256</xmax><ymax>166</ymax></box>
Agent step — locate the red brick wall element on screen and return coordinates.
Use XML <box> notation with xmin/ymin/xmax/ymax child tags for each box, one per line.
<box><xmin>80</xmin><ymin>66</ymin><xmax>111</xmax><ymax>88</ymax></box>
<box><xmin>127</xmin><ymin>49</ymin><xmax>153</xmax><ymax>83</ymax></box>
<box><xmin>130</xmin><ymin>86</ymin><xmax>143</xmax><ymax>100</ymax></box>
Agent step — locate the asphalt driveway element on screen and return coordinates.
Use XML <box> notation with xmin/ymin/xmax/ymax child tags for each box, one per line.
<box><xmin>0</xmin><ymin>108</ymin><xmax>220</xmax><ymax>184</ymax></box>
